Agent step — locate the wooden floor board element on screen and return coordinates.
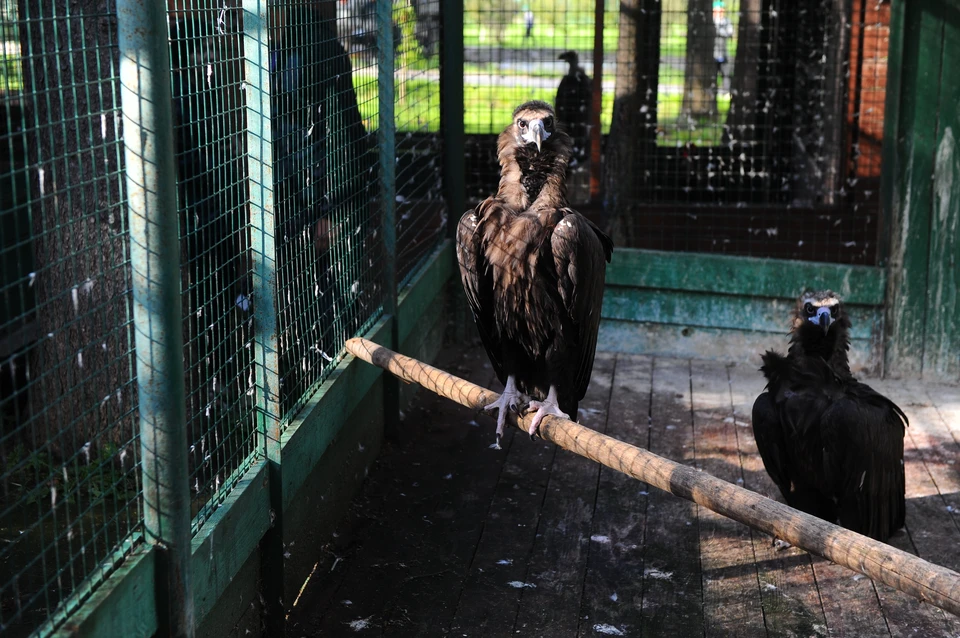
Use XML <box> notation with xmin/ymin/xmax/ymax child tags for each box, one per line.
<box><xmin>577</xmin><ymin>354</ymin><xmax>653</xmax><ymax>638</ymax></box>
<box><xmin>289</xmin><ymin>345</ymin><xmax>960</xmax><ymax>636</ymax></box>
<box><xmin>863</xmin><ymin>379</ymin><xmax>960</xmax><ymax>636</ymax></box>
<box><xmin>446</xmin><ymin>418</ymin><xmax>556</xmax><ymax>635</ymax></box>
<box><xmin>725</xmin><ymin>361</ymin><xmax>833</xmax><ymax>638</ymax></box>
<box><xmin>637</xmin><ymin>357</ymin><xmax>705</xmax><ymax>637</ymax></box>
<box><xmin>513</xmin><ymin>353</ymin><xmax>615</xmax><ymax>637</ymax></box>
<box><xmin>380</xmin><ymin>356</ymin><xmax>508</xmax><ymax>636</ymax></box>
<box><xmin>691</xmin><ymin>360</ymin><xmax>769</xmax><ymax>638</ymax></box>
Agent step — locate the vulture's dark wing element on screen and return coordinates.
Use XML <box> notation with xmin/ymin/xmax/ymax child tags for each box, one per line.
<box><xmin>551</xmin><ymin>210</ymin><xmax>612</xmax><ymax>400</ymax></box>
<box><xmin>456</xmin><ymin>208</ymin><xmax>505</xmax><ymax>382</ymax></box>
<box><xmin>751</xmin><ymin>390</ymin><xmax>793</xmax><ymax>498</ymax></box>
<box><xmin>821</xmin><ymin>384</ymin><xmax>906</xmax><ymax>541</ymax></box>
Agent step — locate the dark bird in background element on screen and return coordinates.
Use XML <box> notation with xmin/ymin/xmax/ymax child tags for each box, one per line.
<box><xmin>555</xmin><ymin>51</ymin><xmax>592</xmax><ymax>165</ymax></box>
<box><xmin>752</xmin><ymin>291</ymin><xmax>907</xmax><ymax>542</ymax></box>
<box><xmin>457</xmin><ymin>101</ymin><xmax>613</xmax><ymax>445</ymax></box>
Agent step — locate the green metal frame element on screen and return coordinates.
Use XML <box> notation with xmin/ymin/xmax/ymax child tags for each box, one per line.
<box><xmin>379</xmin><ymin>0</ymin><xmax>400</xmax><ymax>438</ymax></box>
<box><xmin>240</xmin><ymin>0</ymin><xmax>286</xmax><ymax>632</ymax></box>
<box><xmin>116</xmin><ymin>1</ymin><xmax>194</xmax><ymax>635</ymax></box>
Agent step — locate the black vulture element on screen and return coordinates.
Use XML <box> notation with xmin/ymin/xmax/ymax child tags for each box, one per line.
<box><xmin>555</xmin><ymin>51</ymin><xmax>592</xmax><ymax>165</ymax></box>
<box><xmin>457</xmin><ymin>101</ymin><xmax>613</xmax><ymax>445</ymax></box>
<box><xmin>752</xmin><ymin>291</ymin><xmax>907</xmax><ymax>542</ymax></box>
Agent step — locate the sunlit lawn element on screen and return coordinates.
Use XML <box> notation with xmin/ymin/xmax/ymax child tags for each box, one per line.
<box><xmin>356</xmin><ymin>74</ymin><xmax>732</xmax><ymax>149</ymax></box>
<box><xmin>464</xmin><ymin>15</ymin><xmax>621</xmax><ymax>53</ymax></box>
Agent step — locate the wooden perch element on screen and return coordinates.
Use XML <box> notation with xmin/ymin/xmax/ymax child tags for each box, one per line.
<box><xmin>345</xmin><ymin>336</ymin><xmax>960</xmax><ymax>618</ymax></box>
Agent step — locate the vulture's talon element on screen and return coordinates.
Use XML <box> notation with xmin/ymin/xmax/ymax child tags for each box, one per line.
<box><xmin>526</xmin><ymin>395</ymin><xmax>569</xmax><ymax>439</ymax></box>
<box><xmin>483</xmin><ymin>376</ymin><xmax>521</xmax><ymax>443</ymax></box>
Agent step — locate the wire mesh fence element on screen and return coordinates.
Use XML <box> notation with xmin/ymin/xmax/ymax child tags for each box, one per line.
<box><xmin>462</xmin><ymin>0</ymin><xmax>890</xmax><ymax>265</ymax></box>
<box><xmin>394</xmin><ymin>0</ymin><xmax>445</xmax><ymax>284</ymax></box>
<box><xmin>273</xmin><ymin>2</ymin><xmax>383</xmax><ymax>422</ymax></box>
<box><xmin>463</xmin><ymin>0</ymin><xmax>616</xmax><ymax>207</ymax></box>
<box><xmin>0</xmin><ymin>0</ymin><xmax>143</xmax><ymax>634</ymax></box>
<box><xmin>0</xmin><ymin>0</ymin><xmax>446</xmax><ymax>633</ymax></box>
<box><xmin>0</xmin><ymin>0</ymin><xmax>897</xmax><ymax>632</ymax></box>
<box><xmin>169</xmin><ymin>4</ymin><xmax>259</xmax><ymax>533</ymax></box>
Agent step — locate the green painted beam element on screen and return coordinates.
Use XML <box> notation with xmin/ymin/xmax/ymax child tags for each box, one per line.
<box><xmin>606</xmin><ymin>249</ymin><xmax>886</xmax><ymax>306</ymax></box>
<box><xmin>240</xmin><ymin>1</ymin><xmax>285</xmax><ymax>631</ymax></box>
<box><xmin>191</xmin><ymin>461</ymin><xmax>272</xmax><ymax>623</ymax></box>
<box><xmin>601</xmin><ymin>287</ymin><xmax>881</xmax><ymax>340</ymax></box>
<box><xmin>598</xmin><ymin>320</ymin><xmax>878</xmax><ymax>372</ymax></box>
<box><xmin>922</xmin><ymin>13</ymin><xmax>960</xmax><ymax>381</ymax></box>
<box><xmin>884</xmin><ymin>0</ymin><xmax>943</xmax><ymax>376</ymax></box>
<box><xmin>53</xmin><ymin>547</ymin><xmax>157</xmax><ymax>638</ymax></box>
<box><xmin>116</xmin><ymin>0</ymin><xmax>194</xmax><ymax>633</ymax></box>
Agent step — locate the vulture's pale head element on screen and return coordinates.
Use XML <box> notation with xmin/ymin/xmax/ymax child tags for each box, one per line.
<box><xmin>792</xmin><ymin>290</ymin><xmax>849</xmax><ymax>337</ymax></box>
<box><xmin>509</xmin><ymin>100</ymin><xmax>558</xmax><ymax>154</ymax></box>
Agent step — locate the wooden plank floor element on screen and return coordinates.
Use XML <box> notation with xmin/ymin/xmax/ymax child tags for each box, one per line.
<box><xmin>287</xmin><ymin>344</ymin><xmax>960</xmax><ymax>637</ymax></box>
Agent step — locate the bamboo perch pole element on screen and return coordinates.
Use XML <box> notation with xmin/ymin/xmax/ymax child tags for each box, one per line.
<box><xmin>345</xmin><ymin>336</ymin><xmax>960</xmax><ymax>618</ymax></box>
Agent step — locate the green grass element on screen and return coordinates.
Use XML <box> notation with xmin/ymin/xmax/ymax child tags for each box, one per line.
<box><xmin>464</xmin><ymin>14</ymin><xmax>621</xmax><ymax>52</ymax></box>
<box><xmin>463</xmin><ymin>83</ymin><xmax>615</xmax><ymax>134</ymax></box>
<box><xmin>357</xmin><ymin>74</ymin><xmax>733</xmax><ymax>147</ymax></box>
<box><xmin>656</xmin><ymin>91</ymin><xmax>732</xmax><ymax>146</ymax></box>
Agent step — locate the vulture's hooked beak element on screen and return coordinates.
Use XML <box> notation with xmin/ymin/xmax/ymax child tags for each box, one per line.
<box><xmin>815</xmin><ymin>307</ymin><xmax>833</xmax><ymax>334</ymax></box>
<box><xmin>528</xmin><ymin>119</ymin><xmax>546</xmax><ymax>153</ymax></box>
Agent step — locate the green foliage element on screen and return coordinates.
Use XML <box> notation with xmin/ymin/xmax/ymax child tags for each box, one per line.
<box><xmin>394</xmin><ymin>0</ymin><xmax>433</xmax><ymax>71</ymax></box>
<box><xmin>1</xmin><ymin>47</ymin><xmax>23</xmax><ymax>93</ymax></box>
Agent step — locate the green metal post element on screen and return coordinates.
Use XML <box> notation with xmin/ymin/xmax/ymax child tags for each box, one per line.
<box><xmin>115</xmin><ymin>1</ymin><xmax>193</xmax><ymax>636</ymax></box>
<box><xmin>441</xmin><ymin>0</ymin><xmax>465</xmax><ymax>229</ymax></box>
<box><xmin>589</xmin><ymin>0</ymin><xmax>604</xmax><ymax>202</ymax></box>
<box><xmin>378</xmin><ymin>0</ymin><xmax>400</xmax><ymax>435</ymax></box>
<box><xmin>441</xmin><ymin>0</ymin><xmax>468</xmax><ymax>342</ymax></box>
<box><xmin>242</xmin><ymin>1</ymin><xmax>285</xmax><ymax>633</ymax></box>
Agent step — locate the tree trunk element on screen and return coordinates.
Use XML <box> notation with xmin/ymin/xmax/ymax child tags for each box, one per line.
<box><xmin>723</xmin><ymin>0</ymin><xmax>762</xmax><ymax>146</ymax></box>
<box><xmin>603</xmin><ymin>0</ymin><xmax>661</xmax><ymax>245</ymax></box>
<box><xmin>680</xmin><ymin>0</ymin><xmax>718</xmax><ymax>121</ymax></box>
<box><xmin>18</xmin><ymin>0</ymin><xmax>138</xmax><ymax>463</ymax></box>
<box><xmin>815</xmin><ymin>0</ymin><xmax>851</xmax><ymax>206</ymax></box>
<box><xmin>786</xmin><ymin>0</ymin><xmax>850</xmax><ymax>207</ymax></box>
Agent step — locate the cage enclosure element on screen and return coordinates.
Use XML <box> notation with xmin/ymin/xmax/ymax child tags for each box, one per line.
<box><xmin>0</xmin><ymin>0</ymin><xmax>959</xmax><ymax>635</ymax></box>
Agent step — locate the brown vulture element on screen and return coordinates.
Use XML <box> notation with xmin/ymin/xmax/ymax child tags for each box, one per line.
<box><xmin>555</xmin><ymin>51</ymin><xmax>592</xmax><ymax>165</ymax></box>
<box><xmin>752</xmin><ymin>291</ymin><xmax>907</xmax><ymax>542</ymax></box>
<box><xmin>457</xmin><ymin>101</ymin><xmax>613</xmax><ymax>446</ymax></box>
